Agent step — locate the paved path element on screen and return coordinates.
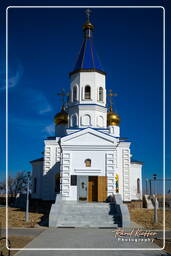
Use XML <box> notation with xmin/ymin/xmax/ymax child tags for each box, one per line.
<box><xmin>1</xmin><ymin>228</ymin><xmax>46</xmax><ymax>237</ymax></box>
<box><xmin>14</xmin><ymin>228</ymin><xmax>170</xmax><ymax>256</ymax></box>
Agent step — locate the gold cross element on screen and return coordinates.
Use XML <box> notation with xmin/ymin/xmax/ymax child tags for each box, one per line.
<box><xmin>57</xmin><ymin>89</ymin><xmax>67</xmax><ymax>104</ymax></box>
<box><xmin>107</xmin><ymin>89</ymin><xmax>118</xmax><ymax>108</ymax></box>
<box><xmin>85</xmin><ymin>9</ymin><xmax>92</xmax><ymax>21</ymax></box>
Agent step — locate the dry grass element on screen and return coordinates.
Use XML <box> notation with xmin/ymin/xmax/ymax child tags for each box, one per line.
<box><xmin>0</xmin><ymin>206</ymin><xmax>44</xmax><ymax>228</ymax></box>
<box><xmin>129</xmin><ymin>208</ymin><xmax>171</xmax><ymax>230</ymax></box>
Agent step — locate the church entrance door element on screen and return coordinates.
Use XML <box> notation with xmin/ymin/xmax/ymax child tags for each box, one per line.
<box><xmin>97</xmin><ymin>176</ymin><xmax>107</xmax><ymax>202</ymax></box>
<box><xmin>88</xmin><ymin>176</ymin><xmax>98</xmax><ymax>202</ymax></box>
<box><xmin>77</xmin><ymin>176</ymin><xmax>88</xmax><ymax>201</ymax></box>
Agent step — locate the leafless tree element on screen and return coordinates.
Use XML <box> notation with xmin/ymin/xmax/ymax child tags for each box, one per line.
<box><xmin>0</xmin><ymin>171</ymin><xmax>31</xmax><ymax>203</ymax></box>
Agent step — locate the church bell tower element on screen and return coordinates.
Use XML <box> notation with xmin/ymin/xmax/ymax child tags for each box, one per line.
<box><xmin>68</xmin><ymin>9</ymin><xmax>107</xmax><ymax>129</ymax></box>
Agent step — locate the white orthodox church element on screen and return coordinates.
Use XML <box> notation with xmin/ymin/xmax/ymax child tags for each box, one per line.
<box><xmin>30</xmin><ymin>11</ymin><xmax>143</xmax><ymax>204</ymax></box>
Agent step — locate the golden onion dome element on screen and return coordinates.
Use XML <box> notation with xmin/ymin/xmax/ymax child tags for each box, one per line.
<box><xmin>54</xmin><ymin>106</ymin><xmax>68</xmax><ymax>125</ymax></box>
<box><xmin>107</xmin><ymin>107</ymin><xmax>120</xmax><ymax>126</ymax></box>
<box><xmin>82</xmin><ymin>21</ymin><xmax>94</xmax><ymax>31</ymax></box>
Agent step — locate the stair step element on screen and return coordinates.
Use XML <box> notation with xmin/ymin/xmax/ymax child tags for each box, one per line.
<box><xmin>53</xmin><ymin>202</ymin><xmax>118</xmax><ymax>228</ymax></box>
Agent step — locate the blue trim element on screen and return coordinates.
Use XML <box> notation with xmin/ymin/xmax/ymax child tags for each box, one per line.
<box><xmin>69</xmin><ymin>103</ymin><xmax>107</xmax><ymax>109</ymax></box>
<box><xmin>67</xmin><ymin>127</ymin><xmax>109</xmax><ymax>130</ymax></box>
<box><xmin>63</xmin><ymin>127</ymin><xmax>125</xmax><ymax>140</ymax></box>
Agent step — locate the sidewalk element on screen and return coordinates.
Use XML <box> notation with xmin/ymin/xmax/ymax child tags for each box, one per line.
<box><xmin>14</xmin><ymin>228</ymin><xmax>170</xmax><ymax>256</ymax></box>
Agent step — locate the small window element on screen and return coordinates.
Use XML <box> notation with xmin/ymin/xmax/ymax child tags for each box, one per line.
<box><xmin>99</xmin><ymin>87</ymin><xmax>103</xmax><ymax>101</ymax></box>
<box><xmin>71</xmin><ymin>175</ymin><xmax>77</xmax><ymax>186</ymax></box>
<box><xmin>33</xmin><ymin>178</ymin><xmax>37</xmax><ymax>193</ymax></box>
<box><xmin>137</xmin><ymin>178</ymin><xmax>140</xmax><ymax>194</ymax></box>
<box><xmin>85</xmin><ymin>85</ymin><xmax>91</xmax><ymax>99</ymax></box>
<box><xmin>73</xmin><ymin>86</ymin><xmax>77</xmax><ymax>101</ymax></box>
<box><xmin>85</xmin><ymin>159</ymin><xmax>91</xmax><ymax>167</ymax></box>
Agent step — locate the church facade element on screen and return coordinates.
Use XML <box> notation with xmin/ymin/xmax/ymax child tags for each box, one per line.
<box><xmin>30</xmin><ymin>11</ymin><xmax>143</xmax><ymax>203</ymax></box>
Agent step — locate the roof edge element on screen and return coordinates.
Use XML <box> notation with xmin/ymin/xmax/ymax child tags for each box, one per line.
<box><xmin>30</xmin><ymin>157</ymin><xmax>44</xmax><ymax>164</ymax></box>
<box><xmin>69</xmin><ymin>68</ymin><xmax>106</xmax><ymax>77</ymax></box>
<box><xmin>131</xmin><ymin>160</ymin><xmax>144</xmax><ymax>165</ymax></box>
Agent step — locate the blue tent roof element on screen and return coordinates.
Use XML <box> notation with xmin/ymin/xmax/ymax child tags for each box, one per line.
<box><xmin>70</xmin><ymin>36</ymin><xmax>105</xmax><ymax>75</ymax></box>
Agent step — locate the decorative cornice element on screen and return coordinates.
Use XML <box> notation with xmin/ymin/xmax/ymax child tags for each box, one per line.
<box><xmin>69</xmin><ymin>68</ymin><xmax>106</xmax><ymax>77</ymax></box>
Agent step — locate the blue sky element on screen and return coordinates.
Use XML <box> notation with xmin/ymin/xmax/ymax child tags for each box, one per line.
<box><xmin>0</xmin><ymin>0</ymin><xmax>170</xmax><ymax>192</ymax></box>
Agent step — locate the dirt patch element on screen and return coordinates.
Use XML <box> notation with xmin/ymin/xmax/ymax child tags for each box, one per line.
<box><xmin>0</xmin><ymin>207</ymin><xmax>44</xmax><ymax>228</ymax></box>
<box><xmin>129</xmin><ymin>208</ymin><xmax>171</xmax><ymax>230</ymax></box>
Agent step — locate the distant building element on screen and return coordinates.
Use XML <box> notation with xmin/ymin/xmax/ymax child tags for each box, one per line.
<box><xmin>30</xmin><ymin>10</ymin><xmax>143</xmax><ymax>203</ymax></box>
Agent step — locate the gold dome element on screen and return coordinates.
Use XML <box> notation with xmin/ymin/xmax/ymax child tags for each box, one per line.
<box><xmin>82</xmin><ymin>21</ymin><xmax>94</xmax><ymax>31</ymax></box>
<box><xmin>54</xmin><ymin>106</ymin><xmax>68</xmax><ymax>125</ymax></box>
<box><xmin>107</xmin><ymin>107</ymin><xmax>120</xmax><ymax>126</ymax></box>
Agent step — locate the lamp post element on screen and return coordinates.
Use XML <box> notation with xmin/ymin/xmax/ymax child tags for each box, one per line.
<box><xmin>153</xmin><ymin>174</ymin><xmax>157</xmax><ymax>195</ymax></box>
<box><xmin>153</xmin><ymin>173</ymin><xmax>158</xmax><ymax>224</ymax></box>
<box><xmin>145</xmin><ymin>179</ymin><xmax>148</xmax><ymax>194</ymax></box>
<box><xmin>25</xmin><ymin>171</ymin><xmax>30</xmax><ymax>222</ymax></box>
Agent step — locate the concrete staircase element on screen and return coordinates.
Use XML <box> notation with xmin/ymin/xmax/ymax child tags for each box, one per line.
<box><xmin>50</xmin><ymin>200</ymin><xmax>119</xmax><ymax>228</ymax></box>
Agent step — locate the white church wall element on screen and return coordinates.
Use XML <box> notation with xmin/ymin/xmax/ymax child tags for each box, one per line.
<box><xmin>44</xmin><ymin>139</ymin><xmax>60</xmax><ymax>174</ymax></box>
<box><xmin>60</xmin><ymin>152</ymin><xmax>71</xmax><ymax>200</ymax></box>
<box><xmin>130</xmin><ymin>163</ymin><xmax>143</xmax><ymax>200</ymax></box>
<box><xmin>116</xmin><ymin>142</ymin><xmax>131</xmax><ymax>202</ymax></box>
<box><xmin>31</xmin><ymin>161</ymin><xmax>43</xmax><ymax>199</ymax></box>
<box><xmin>42</xmin><ymin>139</ymin><xmax>61</xmax><ymax>200</ymax></box>
<box><xmin>60</xmin><ymin>147</ymin><xmax>108</xmax><ymax>201</ymax></box>
<box><xmin>116</xmin><ymin>147</ymin><xmax>124</xmax><ymax>200</ymax></box>
<box><xmin>70</xmin><ymin>73</ymin><xmax>80</xmax><ymax>102</ymax></box>
<box><xmin>79</xmin><ymin>72</ymin><xmax>106</xmax><ymax>106</ymax></box>
<box><xmin>71</xmin><ymin>150</ymin><xmax>106</xmax><ymax>176</ymax></box>
<box><xmin>60</xmin><ymin>128</ymin><xmax>119</xmax><ymax>201</ymax></box>
<box><xmin>108</xmin><ymin>125</ymin><xmax>120</xmax><ymax>137</ymax></box>
<box><xmin>69</xmin><ymin>72</ymin><xmax>107</xmax><ymax>129</ymax></box>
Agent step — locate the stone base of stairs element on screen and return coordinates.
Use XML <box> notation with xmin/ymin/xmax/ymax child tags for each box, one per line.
<box><xmin>49</xmin><ymin>200</ymin><xmax>119</xmax><ymax>228</ymax></box>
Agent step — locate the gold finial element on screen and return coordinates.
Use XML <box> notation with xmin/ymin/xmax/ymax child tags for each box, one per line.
<box><xmin>54</xmin><ymin>88</ymin><xmax>68</xmax><ymax>125</ymax></box>
<box><xmin>107</xmin><ymin>89</ymin><xmax>120</xmax><ymax>126</ymax></box>
<box><xmin>107</xmin><ymin>89</ymin><xmax>118</xmax><ymax>111</ymax></box>
<box><xmin>83</xmin><ymin>8</ymin><xmax>94</xmax><ymax>32</ymax></box>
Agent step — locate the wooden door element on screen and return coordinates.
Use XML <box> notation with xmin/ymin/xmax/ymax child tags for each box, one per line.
<box><xmin>98</xmin><ymin>176</ymin><xmax>107</xmax><ymax>202</ymax></box>
<box><xmin>88</xmin><ymin>176</ymin><xmax>98</xmax><ymax>202</ymax></box>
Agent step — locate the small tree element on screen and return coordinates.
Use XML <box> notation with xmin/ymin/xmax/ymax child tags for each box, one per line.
<box><xmin>0</xmin><ymin>171</ymin><xmax>32</xmax><ymax>204</ymax></box>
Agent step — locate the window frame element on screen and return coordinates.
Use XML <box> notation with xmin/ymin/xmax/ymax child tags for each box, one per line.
<box><xmin>73</xmin><ymin>85</ymin><xmax>77</xmax><ymax>102</ymax></box>
<box><xmin>99</xmin><ymin>87</ymin><xmax>103</xmax><ymax>102</ymax></box>
<box><xmin>137</xmin><ymin>178</ymin><xmax>140</xmax><ymax>194</ymax></box>
<box><xmin>85</xmin><ymin>159</ymin><xmax>91</xmax><ymax>167</ymax></box>
<box><xmin>84</xmin><ymin>85</ymin><xmax>91</xmax><ymax>100</ymax></box>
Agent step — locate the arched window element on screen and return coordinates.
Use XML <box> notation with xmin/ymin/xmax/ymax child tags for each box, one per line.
<box><xmin>137</xmin><ymin>178</ymin><xmax>140</xmax><ymax>194</ymax></box>
<box><xmin>33</xmin><ymin>178</ymin><xmax>37</xmax><ymax>193</ymax></box>
<box><xmin>85</xmin><ymin>85</ymin><xmax>91</xmax><ymax>99</ymax></box>
<box><xmin>73</xmin><ymin>86</ymin><xmax>77</xmax><ymax>101</ymax></box>
<box><xmin>99</xmin><ymin>87</ymin><xmax>103</xmax><ymax>101</ymax></box>
<box><xmin>82</xmin><ymin>114</ymin><xmax>91</xmax><ymax>126</ymax></box>
<box><xmin>85</xmin><ymin>159</ymin><xmax>91</xmax><ymax>167</ymax></box>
